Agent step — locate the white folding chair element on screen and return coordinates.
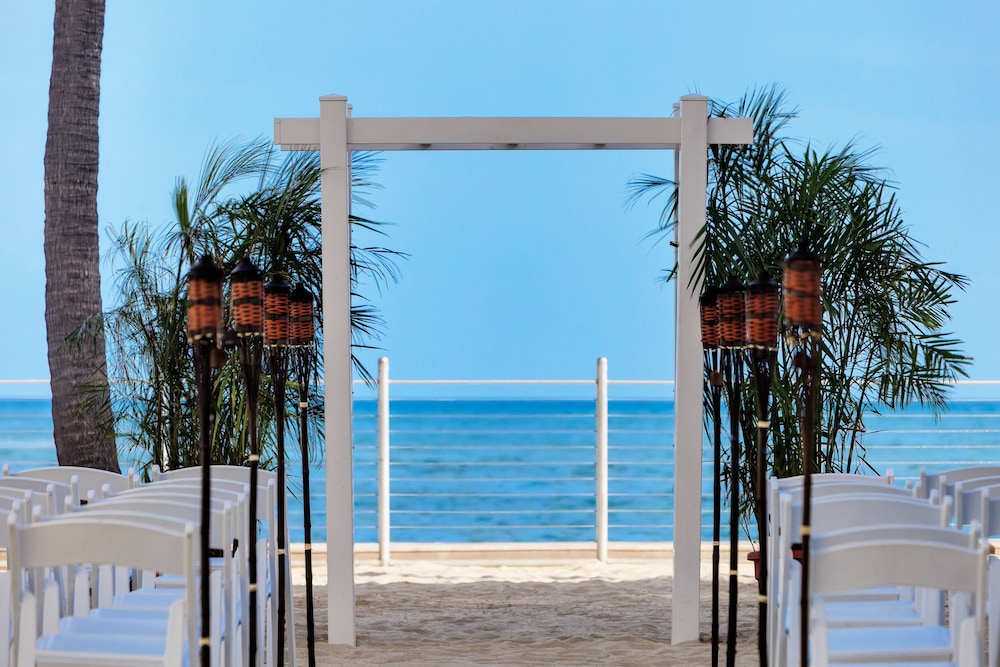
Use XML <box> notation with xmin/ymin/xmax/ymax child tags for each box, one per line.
<box><xmin>802</xmin><ymin>523</ymin><xmax>988</xmax><ymax>667</ymax></box>
<box><xmin>76</xmin><ymin>497</ymin><xmax>240</xmax><ymax>667</ymax></box>
<box><xmin>31</xmin><ymin>510</ymin><xmax>222</xmax><ymax>667</ymax></box>
<box><xmin>7</xmin><ymin>510</ymin><xmax>198</xmax><ymax>667</ymax></box>
<box><xmin>765</xmin><ymin>475</ymin><xmax>913</xmax><ymax>667</ymax></box>
<box><xmin>772</xmin><ymin>490</ymin><xmax>958</xmax><ymax>667</ymax></box>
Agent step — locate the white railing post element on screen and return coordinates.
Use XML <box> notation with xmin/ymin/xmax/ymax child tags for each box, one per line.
<box><xmin>596</xmin><ymin>357</ymin><xmax>609</xmax><ymax>562</ymax></box>
<box><xmin>377</xmin><ymin>356</ymin><xmax>390</xmax><ymax>565</ymax></box>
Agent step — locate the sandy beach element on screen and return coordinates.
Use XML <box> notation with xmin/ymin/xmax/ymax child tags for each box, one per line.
<box><xmin>290</xmin><ymin>548</ymin><xmax>761</xmax><ymax>666</ymax></box>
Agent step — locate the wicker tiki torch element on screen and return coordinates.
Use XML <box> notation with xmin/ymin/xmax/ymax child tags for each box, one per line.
<box><xmin>699</xmin><ymin>287</ymin><xmax>723</xmax><ymax>667</ymax></box>
<box><xmin>783</xmin><ymin>242</ymin><xmax>822</xmax><ymax>667</ymax></box>
<box><xmin>717</xmin><ymin>275</ymin><xmax>747</xmax><ymax>667</ymax></box>
<box><xmin>186</xmin><ymin>254</ymin><xmax>223</xmax><ymax>667</ymax></box>
<box><xmin>290</xmin><ymin>283</ymin><xmax>318</xmax><ymax>667</ymax></box>
<box><xmin>230</xmin><ymin>257</ymin><xmax>264</xmax><ymax>667</ymax></box>
<box><xmin>746</xmin><ymin>270</ymin><xmax>780</xmax><ymax>667</ymax></box>
<box><xmin>264</xmin><ymin>275</ymin><xmax>292</xmax><ymax>666</ymax></box>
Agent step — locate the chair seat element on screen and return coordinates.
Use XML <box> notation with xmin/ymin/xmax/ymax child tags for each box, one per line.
<box><xmin>113</xmin><ymin>588</ymin><xmax>184</xmax><ymax>608</ymax></box>
<box><xmin>820</xmin><ymin>599</ymin><xmax>924</xmax><ymax>626</ymax></box>
<box><xmin>35</xmin><ymin>632</ymin><xmax>176</xmax><ymax>666</ymax></box>
<box><xmin>824</xmin><ymin>624</ymin><xmax>952</xmax><ymax>662</ymax></box>
<box><xmin>59</xmin><ymin>615</ymin><xmax>171</xmax><ymax>635</ymax></box>
<box><xmin>90</xmin><ymin>607</ymin><xmax>171</xmax><ymax>622</ymax></box>
<box><xmin>819</xmin><ymin>585</ymin><xmax>907</xmax><ymax>602</ymax></box>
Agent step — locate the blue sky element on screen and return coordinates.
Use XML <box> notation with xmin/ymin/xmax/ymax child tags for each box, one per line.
<box><xmin>2</xmin><ymin>1</ymin><xmax>999</xmax><ymax>398</ymax></box>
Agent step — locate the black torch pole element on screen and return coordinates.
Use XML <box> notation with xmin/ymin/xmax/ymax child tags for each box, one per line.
<box><xmin>290</xmin><ymin>283</ymin><xmax>317</xmax><ymax>667</ymax></box>
<box><xmin>194</xmin><ymin>342</ymin><xmax>212</xmax><ymax>667</ymax></box>
<box><xmin>747</xmin><ymin>271</ymin><xmax>780</xmax><ymax>667</ymax></box>
<box><xmin>187</xmin><ymin>254</ymin><xmax>223</xmax><ymax>667</ymax></box>
<box><xmin>700</xmin><ymin>288</ymin><xmax>722</xmax><ymax>667</ymax></box>
<box><xmin>294</xmin><ymin>351</ymin><xmax>315</xmax><ymax>667</ymax></box>
<box><xmin>241</xmin><ymin>340</ymin><xmax>262</xmax><ymax>667</ymax></box>
<box><xmin>230</xmin><ymin>257</ymin><xmax>264</xmax><ymax>667</ymax></box>
<box><xmin>783</xmin><ymin>242</ymin><xmax>822</xmax><ymax>667</ymax></box>
<box><xmin>272</xmin><ymin>348</ymin><xmax>288</xmax><ymax>667</ymax></box>
<box><xmin>792</xmin><ymin>335</ymin><xmax>818</xmax><ymax>667</ymax></box>
<box><xmin>711</xmin><ymin>356</ymin><xmax>724</xmax><ymax>664</ymax></box>
<box><xmin>729</xmin><ymin>344</ymin><xmax>745</xmax><ymax>667</ymax></box>
<box><xmin>265</xmin><ymin>275</ymin><xmax>292</xmax><ymax>667</ymax></box>
<box><xmin>718</xmin><ymin>275</ymin><xmax>746</xmax><ymax>667</ymax></box>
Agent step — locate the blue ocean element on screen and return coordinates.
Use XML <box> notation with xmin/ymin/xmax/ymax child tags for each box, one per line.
<box><xmin>2</xmin><ymin>396</ymin><xmax>999</xmax><ymax>544</ymax></box>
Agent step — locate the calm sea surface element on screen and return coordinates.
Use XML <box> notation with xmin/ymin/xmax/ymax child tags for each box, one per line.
<box><xmin>2</xmin><ymin>397</ymin><xmax>1000</xmax><ymax>543</ymax></box>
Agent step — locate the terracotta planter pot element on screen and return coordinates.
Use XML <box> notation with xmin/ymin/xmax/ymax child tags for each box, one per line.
<box><xmin>747</xmin><ymin>545</ymin><xmax>802</xmax><ymax>581</ymax></box>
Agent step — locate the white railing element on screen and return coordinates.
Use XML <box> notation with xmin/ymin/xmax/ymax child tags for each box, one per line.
<box><xmin>5</xmin><ymin>374</ymin><xmax>1000</xmax><ymax>561</ymax></box>
<box><xmin>366</xmin><ymin>356</ymin><xmax>672</xmax><ymax>563</ymax></box>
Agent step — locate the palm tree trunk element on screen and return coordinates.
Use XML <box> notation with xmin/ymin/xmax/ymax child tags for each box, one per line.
<box><xmin>44</xmin><ymin>0</ymin><xmax>120</xmax><ymax>472</ymax></box>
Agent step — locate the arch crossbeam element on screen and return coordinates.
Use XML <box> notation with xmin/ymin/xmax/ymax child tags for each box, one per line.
<box><xmin>274</xmin><ymin>94</ymin><xmax>753</xmax><ymax>647</ymax></box>
<box><xmin>275</xmin><ymin>114</ymin><xmax>751</xmax><ymax>151</ymax></box>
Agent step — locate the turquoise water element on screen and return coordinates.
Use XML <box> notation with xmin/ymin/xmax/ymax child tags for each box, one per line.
<box><xmin>3</xmin><ymin>397</ymin><xmax>1000</xmax><ymax>543</ymax></box>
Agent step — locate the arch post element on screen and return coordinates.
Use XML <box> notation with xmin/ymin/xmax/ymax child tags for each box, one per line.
<box><xmin>672</xmin><ymin>94</ymin><xmax>710</xmax><ymax>644</ymax></box>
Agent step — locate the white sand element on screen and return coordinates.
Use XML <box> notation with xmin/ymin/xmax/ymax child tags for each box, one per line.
<box><xmin>290</xmin><ymin>550</ymin><xmax>762</xmax><ymax>666</ymax></box>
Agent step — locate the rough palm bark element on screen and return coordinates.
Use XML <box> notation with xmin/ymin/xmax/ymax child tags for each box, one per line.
<box><xmin>43</xmin><ymin>0</ymin><xmax>119</xmax><ymax>471</ymax></box>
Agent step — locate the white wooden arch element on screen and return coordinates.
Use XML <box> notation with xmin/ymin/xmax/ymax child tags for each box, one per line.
<box><xmin>273</xmin><ymin>94</ymin><xmax>753</xmax><ymax>645</ymax></box>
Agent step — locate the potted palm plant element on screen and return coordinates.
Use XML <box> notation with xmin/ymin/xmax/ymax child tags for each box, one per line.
<box><xmin>627</xmin><ymin>84</ymin><xmax>970</xmax><ymax>553</ymax></box>
<box><xmin>94</xmin><ymin>138</ymin><xmax>405</xmax><ymax>476</ymax></box>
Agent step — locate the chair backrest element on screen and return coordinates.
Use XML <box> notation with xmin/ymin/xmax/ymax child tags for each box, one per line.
<box><xmin>123</xmin><ymin>476</ymin><xmax>248</xmax><ymax>502</ymax></box>
<box><xmin>82</xmin><ymin>497</ymin><xmax>235</xmax><ymax>551</ymax></box>
<box><xmin>154</xmin><ymin>463</ymin><xmax>277</xmax><ymax>487</ymax></box>
<box><xmin>954</xmin><ymin>482</ymin><xmax>1000</xmax><ymax>536</ymax></box>
<box><xmin>769</xmin><ymin>474</ymin><xmax>906</xmax><ymax>508</ymax></box>
<box><xmin>767</xmin><ymin>474</ymin><xmax>906</xmax><ymax>544</ymax></box>
<box><xmin>100</xmin><ymin>484</ymin><xmax>250</xmax><ymax>576</ymax></box>
<box><xmin>0</xmin><ymin>489</ymin><xmax>37</xmax><ymax>520</ymax></box>
<box><xmin>917</xmin><ymin>465</ymin><xmax>1000</xmax><ymax>500</ymax></box>
<box><xmin>810</xmin><ymin>523</ymin><xmax>986</xmax><ymax>618</ymax></box>
<box><xmin>953</xmin><ymin>478</ymin><xmax>1000</xmax><ymax>528</ymax></box>
<box><xmin>770</xmin><ymin>472</ymin><xmax>896</xmax><ymax>494</ymax></box>
<box><xmin>140</xmin><ymin>477</ymin><xmax>251</xmax><ymax>496</ymax></box>
<box><xmin>795</xmin><ymin>492</ymin><xmax>951</xmax><ymax>536</ymax></box>
<box><xmin>9</xmin><ymin>466</ymin><xmax>135</xmax><ymax>497</ymax></box>
<box><xmin>0</xmin><ymin>478</ymin><xmax>75</xmax><ymax>516</ymax></box>
<box><xmin>0</xmin><ymin>494</ymin><xmax>32</xmax><ymax>549</ymax></box>
<box><xmin>151</xmin><ymin>465</ymin><xmax>277</xmax><ymax>522</ymax></box>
